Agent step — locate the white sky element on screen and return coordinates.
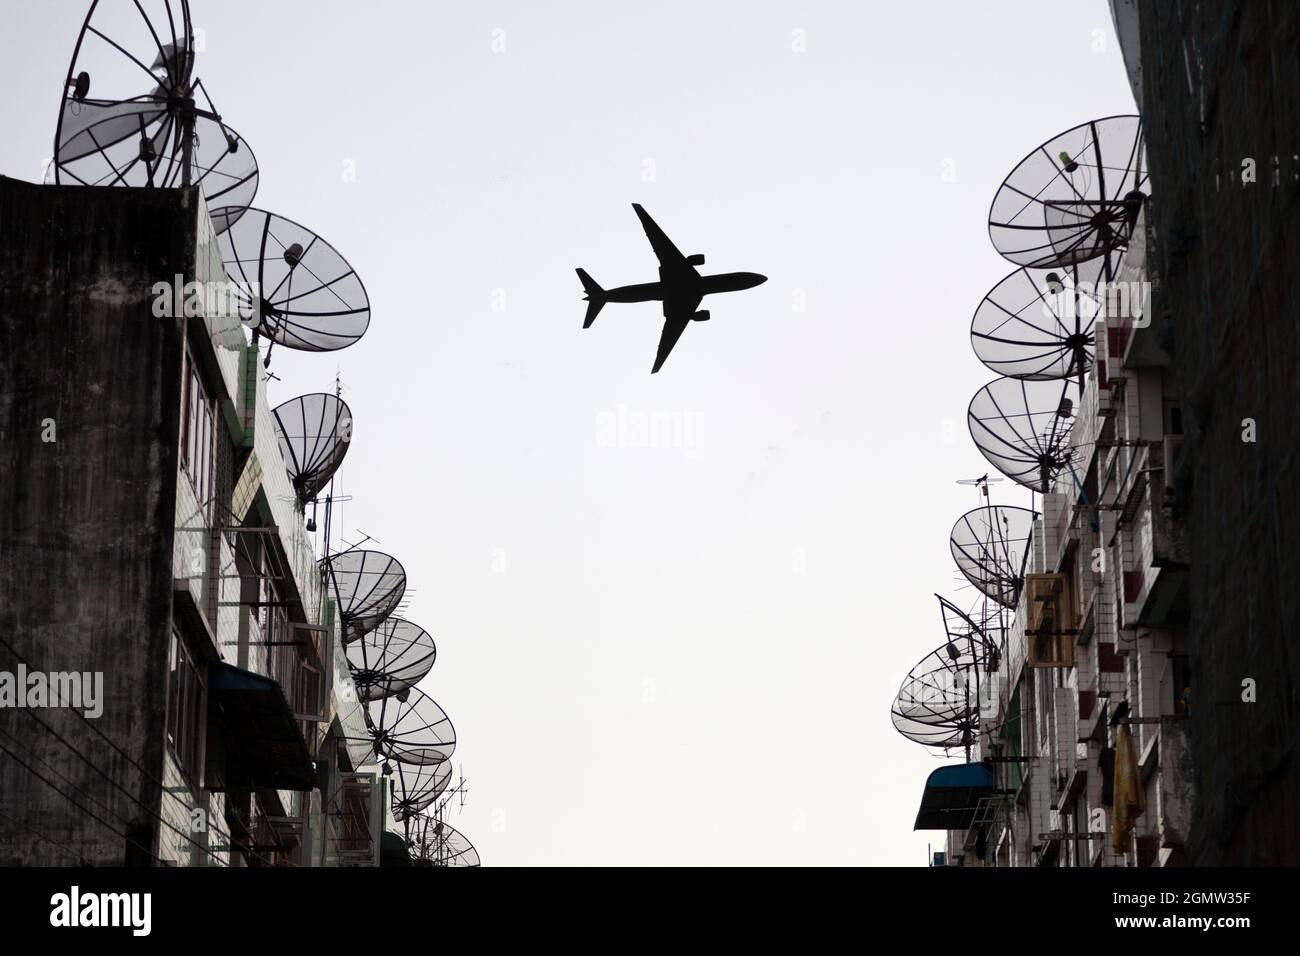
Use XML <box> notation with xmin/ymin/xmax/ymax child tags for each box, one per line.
<box><xmin>0</xmin><ymin>0</ymin><xmax>1136</xmax><ymax>865</ymax></box>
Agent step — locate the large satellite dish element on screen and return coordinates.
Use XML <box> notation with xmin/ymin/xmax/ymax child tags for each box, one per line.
<box><xmin>970</xmin><ymin>265</ymin><xmax>1101</xmax><ymax>389</ymax></box>
<box><xmin>212</xmin><ymin>207</ymin><xmax>371</xmax><ymax>356</ymax></box>
<box><xmin>388</xmin><ymin>760</ymin><xmax>452</xmax><ymax>822</ymax></box>
<box><xmin>891</xmin><ymin>643</ymin><xmax>982</xmax><ymax>752</ymax></box>
<box><xmin>52</xmin><ymin>1</ymin><xmax>257</xmax><ymax>228</ymax></box>
<box><xmin>320</xmin><ymin>550</ymin><xmax>406</xmax><ymax>642</ymax></box>
<box><xmin>968</xmin><ymin>377</ymin><xmax>1077</xmax><ymax>494</ymax></box>
<box><xmin>398</xmin><ymin>816</ymin><xmax>480</xmax><ymax>867</ymax></box>
<box><xmin>345</xmin><ymin>618</ymin><xmax>436</xmax><ymax>703</ymax></box>
<box><xmin>364</xmin><ymin>687</ymin><xmax>456</xmax><ymax>766</ymax></box>
<box><xmin>890</xmin><ymin>597</ymin><xmax>992</xmax><ymax>754</ymax></box>
<box><xmin>271</xmin><ymin>393</ymin><xmax>353</xmax><ymax>505</ymax></box>
<box><xmin>950</xmin><ymin>505</ymin><xmax>1036</xmax><ymax>610</ymax></box>
<box><xmin>988</xmin><ymin>115</ymin><xmax>1146</xmax><ymax>277</ymax></box>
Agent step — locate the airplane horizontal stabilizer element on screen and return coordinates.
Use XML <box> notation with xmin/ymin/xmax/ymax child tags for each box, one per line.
<box><xmin>576</xmin><ymin>268</ymin><xmax>605</xmax><ymax>328</ymax></box>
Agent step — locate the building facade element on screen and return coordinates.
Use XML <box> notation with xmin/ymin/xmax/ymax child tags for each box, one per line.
<box><xmin>912</xmin><ymin>0</ymin><xmax>1299</xmax><ymax>868</ymax></box>
<box><xmin>934</xmin><ymin>205</ymin><xmax>1196</xmax><ymax>867</ymax></box>
<box><xmin>1133</xmin><ymin>0</ymin><xmax>1300</xmax><ymax>867</ymax></box>
<box><xmin>0</xmin><ymin>178</ymin><xmax>379</xmax><ymax>866</ymax></box>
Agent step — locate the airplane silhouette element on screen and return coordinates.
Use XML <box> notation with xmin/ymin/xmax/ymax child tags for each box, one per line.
<box><xmin>576</xmin><ymin>204</ymin><xmax>767</xmax><ymax>373</ymax></box>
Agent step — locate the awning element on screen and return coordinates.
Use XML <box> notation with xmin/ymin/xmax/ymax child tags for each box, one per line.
<box><xmin>209</xmin><ymin>662</ymin><xmax>316</xmax><ymax>791</ymax></box>
<box><xmin>913</xmin><ymin>762</ymin><xmax>995</xmax><ymax>830</ymax></box>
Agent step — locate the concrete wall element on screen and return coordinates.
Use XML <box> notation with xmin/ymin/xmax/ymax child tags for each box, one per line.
<box><xmin>0</xmin><ymin>178</ymin><xmax>194</xmax><ymax>864</ymax></box>
<box><xmin>1137</xmin><ymin>0</ymin><xmax>1300</xmax><ymax>864</ymax></box>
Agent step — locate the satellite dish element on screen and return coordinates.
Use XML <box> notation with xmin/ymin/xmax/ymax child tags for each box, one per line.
<box><xmin>52</xmin><ymin>104</ymin><xmax>258</xmax><ymax>219</ymax></box>
<box><xmin>970</xmin><ymin>265</ymin><xmax>1101</xmax><ymax>388</ymax></box>
<box><xmin>211</xmin><ymin>207</ymin><xmax>371</xmax><ymax>355</ymax></box>
<box><xmin>364</xmin><ymin>686</ymin><xmax>456</xmax><ymax>766</ymax></box>
<box><xmin>988</xmin><ymin>115</ymin><xmax>1147</xmax><ymax>278</ymax></box>
<box><xmin>968</xmin><ymin>377</ymin><xmax>1077</xmax><ymax>494</ymax></box>
<box><xmin>891</xmin><ymin>645</ymin><xmax>981</xmax><ymax>751</ymax></box>
<box><xmin>949</xmin><ymin>505</ymin><xmax>1036</xmax><ymax>609</ymax></box>
<box><xmin>270</xmin><ymin>393</ymin><xmax>353</xmax><ymax>504</ymax></box>
<box><xmin>398</xmin><ymin>816</ymin><xmax>480</xmax><ymax>867</ymax></box>
<box><xmin>345</xmin><ymin>618</ymin><xmax>436</xmax><ymax>703</ymax></box>
<box><xmin>51</xmin><ymin>1</ymin><xmax>258</xmax><ymax>230</ymax></box>
<box><xmin>389</xmin><ymin>760</ymin><xmax>452</xmax><ymax>822</ymax></box>
<box><xmin>320</xmin><ymin>550</ymin><xmax>406</xmax><ymax>642</ymax></box>
<box><xmin>54</xmin><ymin>2</ymin><xmax>194</xmax><ymax>123</ymax></box>
<box><xmin>890</xmin><ymin>597</ymin><xmax>993</xmax><ymax>754</ymax></box>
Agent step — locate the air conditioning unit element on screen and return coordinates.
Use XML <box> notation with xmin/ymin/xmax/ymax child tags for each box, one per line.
<box><xmin>1025</xmin><ymin>572</ymin><xmax>1078</xmax><ymax>667</ymax></box>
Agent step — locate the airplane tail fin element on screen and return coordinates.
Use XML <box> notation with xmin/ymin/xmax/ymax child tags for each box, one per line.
<box><xmin>576</xmin><ymin>268</ymin><xmax>605</xmax><ymax>328</ymax></box>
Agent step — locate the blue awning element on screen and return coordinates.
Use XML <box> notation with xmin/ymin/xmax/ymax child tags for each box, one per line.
<box><xmin>209</xmin><ymin>662</ymin><xmax>316</xmax><ymax>792</ymax></box>
<box><xmin>913</xmin><ymin>762</ymin><xmax>995</xmax><ymax>830</ymax></box>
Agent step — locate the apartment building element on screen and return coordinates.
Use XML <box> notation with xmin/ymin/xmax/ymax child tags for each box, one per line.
<box><xmin>0</xmin><ymin>177</ymin><xmax>380</xmax><ymax>866</ymax></box>
<box><xmin>921</xmin><ymin>206</ymin><xmax>1195</xmax><ymax>867</ymax></box>
<box><xmin>910</xmin><ymin>1</ymin><xmax>1299</xmax><ymax>867</ymax></box>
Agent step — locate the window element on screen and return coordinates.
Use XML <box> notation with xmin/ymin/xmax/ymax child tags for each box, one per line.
<box><xmin>1006</xmin><ymin>685</ymin><xmax>1024</xmax><ymax>793</ymax></box>
<box><xmin>257</xmin><ymin>551</ymin><xmax>321</xmax><ymax>759</ymax></box>
<box><xmin>166</xmin><ymin>627</ymin><xmax>206</xmax><ymax>785</ymax></box>
<box><xmin>1164</xmin><ymin>401</ymin><xmax>1184</xmax><ymax>437</ymax></box>
<box><xmin>180</xmin><ymin>341</ymin><xmax>215</xmax><ymax>516</ymax></box>
<box><xmin>1171</xmin><ymin>654</ymin><xmax>1192</xmax><ymax>714</ymax></box>
<box><xmin>297</xmin><ymin>660</ymin><xmax>322</xmax><ymax>760</ymax></box>
<box><xmin>1025</xmin><ymin>572</ymin><xmax>1079</xmax><ymax>667</ymax></box>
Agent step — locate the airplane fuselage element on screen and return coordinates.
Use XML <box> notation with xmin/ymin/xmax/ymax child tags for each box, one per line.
<box><xmin>602</xmin><ymin>271</ymin><xmax>767</xmax><ymax>303</ymax></box>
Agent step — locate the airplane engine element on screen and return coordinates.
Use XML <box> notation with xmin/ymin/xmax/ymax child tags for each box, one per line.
<box><xmin>686</xmin><ymin>254</ymin><xmax>705</xmax><ymax>266</ymax></box>
<box><xmin>692</xmin><ymin>310</ymin><xmax>710</xmax><ymax>322</ymax></box>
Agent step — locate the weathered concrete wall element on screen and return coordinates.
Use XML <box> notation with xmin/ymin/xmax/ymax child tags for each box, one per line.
<box><xmin>1137</xmin><ymin>2</ymin><xmax>1300</xmax><ymax>864</ymax></box>
<box><xmin>0</xmin><ymin>177</ymin><xmax>194</xmax><ymax>864</ymax></box>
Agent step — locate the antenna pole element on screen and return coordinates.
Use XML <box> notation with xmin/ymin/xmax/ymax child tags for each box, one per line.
<box><xmin>320</xmin><ymin>370</ymin><xmax>344</xmax><ymax>567</ymax></box>
<box><xmin>322</xmin><ymin>480</ymin><xmax>335</xmax><ymax>569</ymax></box>
<box><xmin>179</xmin><ymin>95</ymin><xmax>196</xmax><ymax>187</ymax></box>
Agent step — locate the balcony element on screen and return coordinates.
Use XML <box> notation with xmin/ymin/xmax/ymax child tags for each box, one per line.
<box><xmin>324</xmin><ymin>772</ymin><xmax>382</xmax><ymax>867</ymax></box>
<box><xmin>1124</xmin><ymin>473</ymin><xmax>1190</xmax><ymax>629</ymax></box>
<box><xmin>1139</xmin><ymin>716</ymin><xmax>1195</xmax><ymax>864</ymax></box>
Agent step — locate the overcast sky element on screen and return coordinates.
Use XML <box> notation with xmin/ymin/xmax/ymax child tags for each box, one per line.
<box><xmin>1</xmin><ymin>0</ymin><xmax>1136</xmax><ymax>865</ymax></box>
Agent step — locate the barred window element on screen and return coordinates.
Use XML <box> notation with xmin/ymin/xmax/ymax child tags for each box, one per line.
<box><xmin>166</xmin><ymin>627</ymin><xmax>206</xmax><ymax>785</ymax></box>
<box><xmin>180</xmin><ymin>340</ymin><xmax>215</xmax><ymax>518</ymax></box>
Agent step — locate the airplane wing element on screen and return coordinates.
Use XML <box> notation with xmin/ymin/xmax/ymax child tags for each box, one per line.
<box><xmin>632</xmin><ymin>203</ymin><xmax>697</xmax><ymax>279</ymax></box>
<box><xmin>652</xmin><ymin>293</ymin><xmax>702</xmax><ymax>374</ymax></box>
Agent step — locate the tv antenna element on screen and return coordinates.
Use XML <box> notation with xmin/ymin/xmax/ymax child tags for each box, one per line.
<box><xmin>338</xmin><ymin>532</ymin><xmax>378</xmax><ymax>553</ymax></box>
<box><xmin>51</xmin><ymin>1</ymin><xmax>257</xmax><ymax>226</ymax></box>
<box><xmin>438</xmin><ymin>766</ymin><xmax>470</xmax><ymax>815</ymax></box>
<box><xmin>988</xmin><ymin>115</ymin><xmax>1147</xmax><ymax>283</ymax></box>
<box><xmin>212</xmin><ymin>206</ymin><xmax>371</xmax><ymax>367</ymax></box>
<box><xmin>967</xmin><ymin>377</ymin><xmax>1077</xmax><ymax>494</ymax></box>
<box><xmin>397</xmin><ymin>813</ymin><xmax>480</xmax><ymax>867</ymax></box>
<box><xmin>955</xmin><ymin>473</ymin><xmax>1003</xmax><ymax>504</ymax></box>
